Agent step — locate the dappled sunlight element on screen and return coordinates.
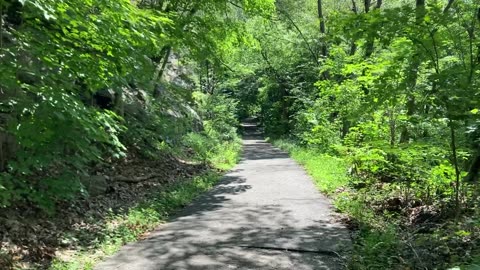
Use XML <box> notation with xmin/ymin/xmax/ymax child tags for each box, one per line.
<box><xmin>96</xmin><ymin>127</ymin><xmax>350</xmax><ymax>270</ymax></box>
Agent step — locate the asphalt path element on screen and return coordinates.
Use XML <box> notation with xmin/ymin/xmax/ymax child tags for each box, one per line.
<box><xmin>96</xmin><ymin>125</ymin><xmax>350</xmax><ymax>270</ymax></box>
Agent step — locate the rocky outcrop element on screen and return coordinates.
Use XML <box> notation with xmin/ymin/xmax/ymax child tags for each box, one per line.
<box><xmin>80</xmin><ymin>175</ymin><xmax>109</xmax><ymax>197</ymax></box>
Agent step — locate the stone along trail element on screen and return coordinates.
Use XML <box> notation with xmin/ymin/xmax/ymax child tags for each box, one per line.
<box><xmin>96</xmin><ymin>125</ymin><xmax>350</xmax><ymax>270</ymax></box>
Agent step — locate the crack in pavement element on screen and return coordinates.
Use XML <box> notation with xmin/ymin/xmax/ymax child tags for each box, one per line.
<box><xmin>95</xmin><ymin>123</ymin><xmax>351</xmax><ymax>270</ymax></box>
<box><xmin>237</xmin><ymin>245</ymin><xmax>342</xmax><ymax>257</ymax></box>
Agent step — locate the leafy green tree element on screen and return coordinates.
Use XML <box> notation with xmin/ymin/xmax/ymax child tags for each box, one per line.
<box><xmin>0</xmin><ymin>0</ymin><xmax>274</xmax><ymax>209</ymax></box>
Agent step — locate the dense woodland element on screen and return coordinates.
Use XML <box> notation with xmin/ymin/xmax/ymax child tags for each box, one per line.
<box><xmin>1</xmin><ymin>0</ymin><xmax>480</xmax><ymax>269</ymax></box>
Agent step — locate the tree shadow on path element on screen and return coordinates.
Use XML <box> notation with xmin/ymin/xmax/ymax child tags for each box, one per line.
<box><xmin>96</xmin><ymin>122</ymin><xmax>350</xmax><ymax>270</ymax></box>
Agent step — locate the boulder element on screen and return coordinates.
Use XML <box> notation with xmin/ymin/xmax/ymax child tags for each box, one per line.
<box><xmin>409</xmin><ymin>205</ymin><xmax>440</xmax><ymax>225</ymax></box>
<box><xmin>93</xmin><ymin>89</ymin><xmax>116</xmax><ymax>109</ymax></box>
<box><xmin>80</xmin><ymin>175</ymin><xmax>108</xmax><ymax>197</ymax></box>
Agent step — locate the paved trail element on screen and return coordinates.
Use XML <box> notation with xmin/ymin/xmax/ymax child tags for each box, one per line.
<box><xmin>96</xmin><ymin>125</ymin><xmax>350</xmax><ymax>270</ymax></box>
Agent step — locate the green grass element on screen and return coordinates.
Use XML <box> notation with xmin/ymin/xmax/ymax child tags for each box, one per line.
<box><xmin>272</xmin><ymin>139</ymin><xmax>480</xmax><ymax>269</ymax></box>
<box><xmin>272</xmin><ymin>139</ymin><xmax>349</xmax><ymax>194</ymax></box>
<box><xmin>176</xmin><ymin>133</ymin><xmax>242</xmax><ymax>171</ymax></box>
<box><xmin>272</xmin><ymin>139</ymin><xmax>402</xmax><ymax>269</ymax></box>
<box><xmin>210</xmin><ymin>138</ymin><xmax>242</xmax><ymax>170</ymax></box>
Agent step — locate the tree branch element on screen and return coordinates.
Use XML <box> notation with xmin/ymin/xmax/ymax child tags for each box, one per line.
<box><xmin>444</xmin><ymin>0</ymin><xmax>455</xmax><ymax>13</ymax></box>
<box><xmin>278</xmin><ymin>8</ymin><xmax>319</xmax><ymax>65</ymax></box>
<box><xmin>351</xmin><ymin>0</ymin><xmax>358</xmax><ymax>14</ymax></box>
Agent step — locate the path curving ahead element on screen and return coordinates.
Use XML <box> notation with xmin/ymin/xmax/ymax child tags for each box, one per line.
<box><xmin>96</xmin><ymin>124</ymin><xmax>350</xmax><ymax>270</ymax></box>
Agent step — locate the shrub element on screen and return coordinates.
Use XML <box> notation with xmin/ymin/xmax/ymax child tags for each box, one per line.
<box><xmin>3</xmin><ymin>90</ymin><xmax>125</xmax><ymax>210</ymax></box>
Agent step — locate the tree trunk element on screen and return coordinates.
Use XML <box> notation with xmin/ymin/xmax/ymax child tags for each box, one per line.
<box><xmin>399</xmin><ymin>95</ymin><xmax>415</xmax><ymax>143</ymax></box>
<box><xmin>350</xmin><ymin>0</ymin><xmax>358</xmax><ymax>55</ymax></box>
<box><xmin>449</xmin><ymin>119</ymin><xmax>461</xmax><ymax>219</ymax></box>
<box><xmin>389</xmin><ymin>108</ymin><xmax>396</xmax><ymax>146</ymax></box>
<box><xmin>281</xmin><ymin>85</ymin><xmax>289</xmax><ymax>134</ymax></box>
<box><xmin>341</xmin><ymin>119</ymin><xmax>350</xmax><ymax>139</ymax></box>
<box><xmin>364</xmin><ymin>0</ymin><xmax>382</xmax><ymax>58</ymax></box>
<box><xmin>0</xmin><ymin>133</ymin><xmax>4</xmax><ymax>172</ymax></box>
<box><xmin>416</xmin><ymin>0</ymin><xmax>426</xmax><ymax>20</ymax></box>
<box><xmin>0</xmin><ymin>132</ymin><xmax>16</xmax><ymax>172</ymax></box>
<box><xmin>400</xmin><ymin>0</ymin><xmax>425</xmax><ymax>143</ymax></box>
<box><xmin>113</xmin><ymin>90</ymin><xmax>124</xmax><ymax>117</ymax></box>
<box><xmin>466</xmin><ymin>148</ymin><xmax>480</xmax><ymax>183</ymax></box>
<box><xmin>444</xmin><ymin>0</ymin><xmax>455</xmax><ymax>13</ymax></box>
<box><xmin>318</xmin><ymin>0</ymin><xmax>327</xmax><ymax>57</ymax></box>
<box><xmin>152</xmin><ymin>45</ymin><xmax>171</xmax><ymax>98</ymax></box>
<box><xmin>205</xmin><ymin>60</ymin><xmax>214</xmax><ymax>94</ymax></box>
<box><xmin>364</xmin><ymin>0</ymin><xmax>370</xmax><ymax>13</ymax></box>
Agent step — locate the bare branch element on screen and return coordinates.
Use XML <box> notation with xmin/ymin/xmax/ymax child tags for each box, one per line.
<box><xmin>278</xmin><ymin>8</ymin><xmax>319</xmax><ymax>64</ymax></box>
<box><xmin>444</xmin><ymin>0</ymin><xmax>455</xmax><ymax>13</ymax></box>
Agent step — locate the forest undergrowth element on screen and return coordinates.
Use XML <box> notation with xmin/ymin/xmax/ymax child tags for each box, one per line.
<box><xmin>273</xmin><ymin>139</ymin><xmax>480</xmax><ymax>269</ymax></box>
<box><xmin>1</xmin><ymin>114</ymin><xmax>242</xmax><ymax>270</ymax></box>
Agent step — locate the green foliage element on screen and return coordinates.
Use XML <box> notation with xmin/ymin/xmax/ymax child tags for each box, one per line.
<box><xmin>5</xmin><ymin>0</ymin><xmax>480</xmax><ymax>267</ymax></box>
<box><xmin>0</xmin><ymin>0</ymin><xmax>271</xmax><ymax>211</ymax></box>
<box><xmin>121</xmin><ymin>91</ymin><xmax>199</xmax><ymax>157</ymax></box>
<box><xmin>222</xmin><ymin>0</ymin><xmax>480</xmax><ymax>268</ymax></box>
<box><xmin>181</xmin><ymin>92</ymin><xmax>241</xmax><ymax>168</ymax></box>
<box><xmin>273</xmin><ymin>138</ymin><xmax>405</xmax><ymax>269</ymax></box>
<box><xmin>2</xmin><ymin>90</ymin><xmax>125</xmax><ymax>210</ymax></box>
<box><xmin>193</xmin><ymin>92</ymin><xmax>239</xmax><ymax>142</ymax></box>
<box><xmin>0</xmin><ymin>0</ymin><xmax>165</xmax><ymax>209</ymax></box>
<box><xmin>349</xmin><ymin>225</ymin><xmax>400</xmax><ymax>269</ymax></box>
<box><xmin>256</xmin><ymin>3</ymin><xmax>480</xmax><ymax>264</ymax></box>
<box><xmin>239</xmin><ymin>0</ymin><xmax>478</xmax><ymax>219</ymax></box>
<box><xmin>182</xmin><ymin>132</ymin><xmax>215</xmax><ymax>163</ymax></box>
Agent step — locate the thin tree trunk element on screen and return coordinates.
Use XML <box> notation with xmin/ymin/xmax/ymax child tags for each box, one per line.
<box><xmin>400</xmin><ymin>0</ymin><xmax>425</xmax><ymax>143</ymax></box>
<box><xmin>399</xmin><ymin>96</ymin><xmax>415</xmax><ymax>143</ymax></box>
<box><xmin>364</xmin><ymin>0</ymin><xmax>381</xmax><ymax>58</ymax></box>
<box><xmin>152</xmin><ymin>46</ymin><xmax>171</xmax><ymax>98</ymax></box>
<box><xmin>205</xmin><ymin>60</ymin><xmax>214</xmax><ymax>94</ymax></box>
<box><xmin>389</xmin><ymin>108</ymin><xmax>396</xmax><ymax>146</ymax></box>
<box><xmin>449</xmin><ymin>119</ymin><xmax>461</xmax><ymax>219</ymax></box>
<box><xmin>464</xmin><ymin>8</ymin><xmax>480</xmax><ymax>184</ymax></box>
<box><xmin>466</xmin><ymin>149</ymin><xmax>480</xmax><ymax>183</ymax></box>
<box><xmin>364</xmin><ymin>0</ymin><xmax>370</xmax><ymax>13</ymax></box>
<box><xmin>0</xmin><ymin>133</ymin><xmax>5</xmax><ymax>172</ymax></box>
<box><xmin>417</xmin><ymin>0</ymin><xmax>426</xmax><ymax>20</ymax></box>
<box><xmin>341</xmin><ymin>119</ymin><xmax>350</xmax><ymax>139</ymax></box>
<box><xmin>318</xmin><ymin>0</ymin><xmax>327</xmax><ymax>57</ymax></box>
<box><xmin>468</xmin><ymin>8</ymin><xmax>480</xmax><ymax>82</ymax></box>
<box><xmin>113</xmin><ymin>91</ymin><xmax>124</xmax><ymax>117</ymax></box>
<box><xmin>350</xmin><ymin>0</ymin><xmax>358</xmax><ymax>55</ymax></box>
<box><xmin>158</xmin><ymin>46</ymin><xmax>171</xmax><ymax>80</ymax></box>
<box><xmin>351</xmin><ymin>0</ymin><xmax>358</xmax><ymax>13</ymax></box>
<box><xmin>444</xmin><ymin>0</ymin><xmax>455</xmax><ymax>13</ymax></box>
